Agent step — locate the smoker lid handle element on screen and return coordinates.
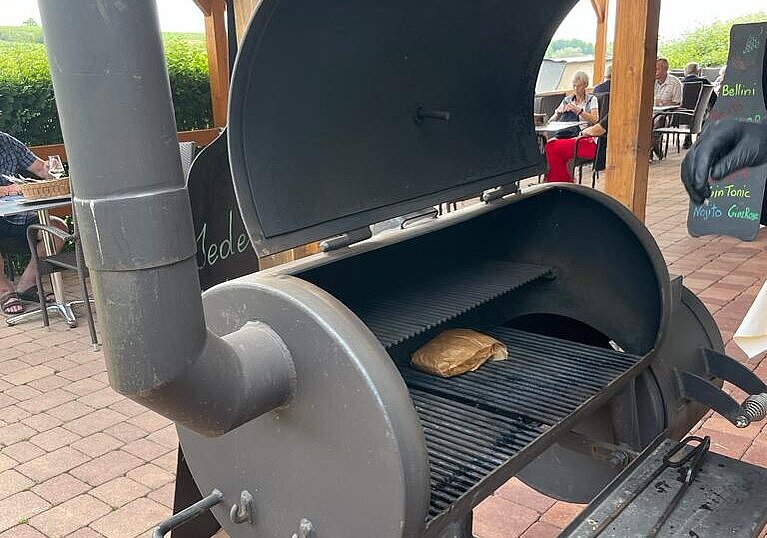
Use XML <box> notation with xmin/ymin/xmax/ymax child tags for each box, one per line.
<box><xmin>152</xmin><ymin>489</ymin><xmax>223</xmax><ymax>538</ymax></box>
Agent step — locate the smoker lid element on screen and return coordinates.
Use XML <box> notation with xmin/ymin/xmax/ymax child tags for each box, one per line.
<box><xmin>229</xmin><ymin>0</ymin><xmax>577</xmax><ymax>256</ymax></box>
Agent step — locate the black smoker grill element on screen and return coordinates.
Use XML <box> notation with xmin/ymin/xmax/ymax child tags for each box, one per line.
<box><xmin>38</xmin><ymin>1</ymin><xmax>767</xmax><ymax>537</ymax></box>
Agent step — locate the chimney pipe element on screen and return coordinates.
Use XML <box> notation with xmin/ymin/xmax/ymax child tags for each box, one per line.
<box><xmin>37</xmin><ymin>0</ymin><xmax>294</xmax><ymax>436</ymax></box>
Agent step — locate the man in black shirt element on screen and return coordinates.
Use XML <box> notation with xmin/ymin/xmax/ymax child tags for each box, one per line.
<box><xmin>593</xmin><ymin>64</ymin><xmax>611</xmax><ymax>94</ymax></box>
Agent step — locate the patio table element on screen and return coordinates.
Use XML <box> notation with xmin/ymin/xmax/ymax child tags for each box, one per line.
<box><xmin>535</xmin><ymin>120</ymin><xmax>588</xmax><ymax>136</ymax></box>
<box><xmin>652</xmin><ymin>104</ymin><xmax>680</xmax><ymax>122</ymax></box>
<box><xmin>534</xmin><ymin>120</ymin><xmax>589</xmax><ymax>154</ymax></box>
<box><xmin>0</xmin><ymin>194</ymin><xmax>78</xmax><ymax>327</ymax></box>
<box><xmin>652</xmin><ymin>104</ymin><xmax>680</xmax><ymax>113</ymax></box>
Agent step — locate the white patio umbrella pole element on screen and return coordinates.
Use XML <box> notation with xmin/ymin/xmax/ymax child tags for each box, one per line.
<box><xmin>37</xmin><ymin>0</ymin><xmax>295</xmax><ymax>437</ymax></box>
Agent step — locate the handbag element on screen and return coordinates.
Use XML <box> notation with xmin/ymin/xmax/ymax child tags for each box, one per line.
<box><xmin>556</xmin><ymin>109</ymin><xmax>582</xmax><ymax>139</ymax></box>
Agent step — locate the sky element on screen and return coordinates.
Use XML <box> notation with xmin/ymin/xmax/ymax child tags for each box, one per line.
<box><xmin>2</xmin><ymin>0</ymin><xmax>767</xmax><ymax>41</ymax></box>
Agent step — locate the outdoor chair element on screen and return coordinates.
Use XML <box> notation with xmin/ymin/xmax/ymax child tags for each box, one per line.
<box><xmin>654</xmin><ymin>84</ymin><xmax>714</xmax><ymax>157</ymax></box>
<box><xmin>667</xmin><ymin>81</ymin><xmax>703</xmax><ymax>144</ymax></box>
<box><xmin>536</xmin><ymin>91</ymin><xmax>568</xmax><ymax>120</ymax></box>
<box><xmin>572</xmin><ymin>92</ymin><xmax>609</xmax><ymax>188</ymax></box>
<box><xmin>26</xmin><ymin>209</ymin><xmax>98</xmax><ymax>346</ymax></box>
<box><xmin>680</xmin><ymin>80</ymin><xmax>704</xmax><ymax>112</ymax></box>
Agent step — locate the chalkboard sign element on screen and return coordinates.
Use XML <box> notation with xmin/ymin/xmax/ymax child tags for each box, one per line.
<box><xmin>187</xmin><ymin>128</ymin><xmax>260</xmax><ymax>290</ymax></box>
<box><xmin>687</xmin><ymin>22</ymin><xmax>767</xmax><ymax>241</ymax></box>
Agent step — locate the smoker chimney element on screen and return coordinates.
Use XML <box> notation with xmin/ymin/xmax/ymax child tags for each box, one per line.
<box><xmin>37</xmin><ymin>0</ymin><xmax>295</xmax><ymax>436</ymax></box>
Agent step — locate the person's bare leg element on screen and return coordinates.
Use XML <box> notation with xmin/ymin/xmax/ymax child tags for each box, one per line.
<box><xmin>16</xmin><ymin>217</ymin><xmax>68</xmax><ymax>295</ymax></box>
<box><xmin>0</xmin><ymin>252</ymin><xmax>23</xmax><ymax>314</ymax></box>
<box><xmin>0</xmin><ymin>252</ymin><xmax>15</xmax><ymax>294</ymax></box>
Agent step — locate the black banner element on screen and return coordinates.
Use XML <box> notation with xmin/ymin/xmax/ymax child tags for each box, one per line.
<box><xmin>687</xmin><ymin>23</ymin><xmax>767</xmax><ymax>241</ymax></box>
<box><xmin>188</xmin><ymin>128</ymin><xmax>260</xmax><ymax>290</ymax></box>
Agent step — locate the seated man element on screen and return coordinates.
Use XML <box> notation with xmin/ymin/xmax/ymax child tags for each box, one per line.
<box><xmin>652</xmin><ymin>57</ymin><xmax>682</xmax><ymax>159</ymax></box>
<box><xmin>0</xmin><ymin>131</ymin><xmax>64</xmax><ymax>315</ymax></box>
<box><xmin>593</xmin><ymin>64</ymin><xmax>611</xmax><ymax>94</ymax></box>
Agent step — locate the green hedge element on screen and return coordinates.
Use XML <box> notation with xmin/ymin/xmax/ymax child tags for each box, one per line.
<box><xmin>0</xmin><ymin>29</ymin><xmax>212</xmax><ymax>147</ymax></box>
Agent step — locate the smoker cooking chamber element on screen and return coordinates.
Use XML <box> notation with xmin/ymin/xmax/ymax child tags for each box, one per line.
<box><xmin>179</xmin><ymin>187</ymin><xmax>718</xmax><ymax>537</ymax></box>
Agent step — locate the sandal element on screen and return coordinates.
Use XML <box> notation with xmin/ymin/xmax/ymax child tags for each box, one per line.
<box><xmin>1</xmin><ymin>292</ymin><xmax>24</xmax><ymax>315</ymax></box>
<box><xmin>18</xmin><ymin>286</ymin><xmax>55</xmax><ymax>304</ymax></box>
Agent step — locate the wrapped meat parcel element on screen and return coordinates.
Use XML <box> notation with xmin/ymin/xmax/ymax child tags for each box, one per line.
<box><xmin>411</xmin><ymin>329</ymin><xmax>508</xmax><ymax>377</ymax></box>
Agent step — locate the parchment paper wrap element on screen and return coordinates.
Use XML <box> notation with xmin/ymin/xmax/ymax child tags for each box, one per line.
<box><xmin>411</xmin><ymin>329</ymin><xmax>508</xmax><ymax>377</ymax></box>
<box><xmin>734</xmin><ymin>280</ymin><xmax>767</xmax><ymax>358</ymax></box>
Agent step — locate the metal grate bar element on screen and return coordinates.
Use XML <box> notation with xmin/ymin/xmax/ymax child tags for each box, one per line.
<box><xmin>350</xmin><ymin>261</ymin><xmax>552</xmax><ymax>348</ymax></box>
<box><xmin>404</xmin><ymin>328</ymin><xmax>644</xmax><ymax>523</ymax></box>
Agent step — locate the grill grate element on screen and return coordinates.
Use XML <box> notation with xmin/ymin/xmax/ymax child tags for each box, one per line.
<box><xmin>402</xmin><ymin>327</ymin><xmax>644</xmax><ymax>523</ymax></box>
<box><xmin>351</xmin><ymin>260</ymin><xmax>552</xmax><ymax>348</ymax></box>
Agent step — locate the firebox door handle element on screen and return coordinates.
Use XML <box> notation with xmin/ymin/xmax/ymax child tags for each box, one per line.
<box><xmin>414</xmin><ymin>106</ymin><xmax>451</xmax><ymax>124</ymax></box>
<box><xmin>703</xmin><ymin>348</ymin><xmax>767</xmax><ymax>395</ymax></box>
<box><xmin>152</xmin><ymin>489</ymin><xmax>223</xmax><ymax>538</ymax></box>
<box><xmin>702</xmin><ymin>348</ymin><xmax>767</xmax><ymax>423</ymax></box>
<box><xmin>676</xmin><ymin>370</ymin><xmax>754</xmax><ymax>428</ymax></box>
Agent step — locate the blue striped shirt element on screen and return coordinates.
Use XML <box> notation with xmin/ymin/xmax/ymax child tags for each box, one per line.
<box><xmin>0</xmin><ymin>132</ymin><xmax>37</xmax><ymax>226</ymax></box>
<box><xmin>0</xmin><ymin>131</ymin><xmax>36</xmax><ymax>184</ymax></box>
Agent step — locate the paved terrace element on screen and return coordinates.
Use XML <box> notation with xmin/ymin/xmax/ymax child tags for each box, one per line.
<box><xmin>1</xmin><ymin>149</ymin><xmax>766</xmax><ymax>538</ymax></box>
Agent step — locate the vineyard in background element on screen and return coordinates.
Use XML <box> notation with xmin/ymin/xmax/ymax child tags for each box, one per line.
<box><xmin>0</xmin><ymin>22</ymin><xmax>211</xmax><ymax>146</ymax></box>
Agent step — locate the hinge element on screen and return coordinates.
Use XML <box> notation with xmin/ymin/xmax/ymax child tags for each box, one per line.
<box><xmin>320</xmin><ymin>227</ymin><xmax>372</xmax><ymax>252</ymax></box>
<box><xmin>481</xmin><ymin>183</ymin><xmax>520</xmax><ymax>203</ymax></box>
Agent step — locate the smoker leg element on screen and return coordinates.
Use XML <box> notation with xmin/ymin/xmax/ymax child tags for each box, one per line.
<box><xmin>171</xmin><ymin>446</ymin><xmax>221</xmax><ymax>538</ymax></box>
<box><xmin>437</xmin><ymin>513</ymin><xmax>475</xmax><ymax>538</ymax></box>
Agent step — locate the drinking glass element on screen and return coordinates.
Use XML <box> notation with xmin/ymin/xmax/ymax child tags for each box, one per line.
<box><xmin>48</xmin><ymin>155</ymin><xmax>65</xmax><ymax>179</ymax></box>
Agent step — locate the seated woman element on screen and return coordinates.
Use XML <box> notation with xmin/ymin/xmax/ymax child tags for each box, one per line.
<box><xmin>544</xmin><ymin>112</ymin><xmax>608</xmax><ymax>183</ymax></box>
<box><xmin>548</xmin><ymin>71</ymin><xmax>599</xmax><ymax>134</ymax></box>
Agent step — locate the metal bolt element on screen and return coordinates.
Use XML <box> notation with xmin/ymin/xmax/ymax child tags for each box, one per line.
<box><xmin>735</xmin><ymin>415</ymin><xmax>750</xmax><ymax>428</ymax></box>
<box><xmin>607</xmin><ymin>450</ymin><xmax>630</xmax><ymax>469</ymax></box>
<box><xmin>291</xmin><ymin>519</ymin><xmax>314</xmax><ymax>538</ymax></box>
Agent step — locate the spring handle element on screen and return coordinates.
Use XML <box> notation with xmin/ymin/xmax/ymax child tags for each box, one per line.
<box><xmin>743</xmin><ymin>393</ymin><xmax>767</xmax><ymax>422</ymax></box>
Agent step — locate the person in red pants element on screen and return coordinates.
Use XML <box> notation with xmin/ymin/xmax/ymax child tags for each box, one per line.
<box><xmin>544</xmin><ymin>116</ymin><xmax>608</xmax><ymax>183</ymax></box>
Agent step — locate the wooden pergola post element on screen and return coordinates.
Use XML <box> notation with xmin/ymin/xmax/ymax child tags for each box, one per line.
<box><xmin>233</xmin><ymin>0</ymin><xmax>258</xmax><ymax>42</ymax></box>
<box><xmin>604</xmin><ymin>0</ymin><xmax>661</xmax><ymax>222</ymax></box>
<box><xmin>591</xmin><ymin>0</ymin><xmax>609</xmax><ymax>85</ymax></box>
<box><xmin>194</xmin><ymin>0</ymin><xmax>229</xmax><ymax>127</ymax></box>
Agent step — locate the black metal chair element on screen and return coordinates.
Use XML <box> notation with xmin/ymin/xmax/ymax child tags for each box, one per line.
<box><xmin>26</xmin><ymin>211</ymin><xmax>98</xmax><ymax>347</ymax></box>
<box><xmin>680</xmin><ymin>80</ymin><xmax>704</xmax><ymax>112</ymax></box>
<box><xmin>572</xmin><ymin>92</ymin><xmax>609</xmax><ymax>187</ymax></box>
<box><xmin>654</xmin><ymin>84</ymin><xmax>714</xmax><ymax>157</ymax></box>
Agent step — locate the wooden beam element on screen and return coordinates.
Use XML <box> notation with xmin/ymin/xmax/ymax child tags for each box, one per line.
<box><xmin>193</xmin><ymin>0</ymin><xmax>212</xmax><ymax>16</ymax></box>
<box><xmin>590</xmin><ymin>0</ymin><xmax>605</xmax><ymax>21</ymax></box>
<box><xmin>30</xmin><ymin>128</ymin><xmax>221</xmax><ymax>162</ymax></box>
<box><xmin>202</xmin><ymin>0</ymin><xmax>229</xmax><ymax>127</ymax></box>
<box><xmin>233</xmin><ymin>0</ymin><xmax>259</xmax><ymax>43</ymax></box>
<box><xmin>592</xmin><ymin>0</ymin><xmax>609</xmax><ymax>85</ymax></box>
<box><xmin>604</xmin><ymin>0</ymin><xmax>660</xmax><ymax>222</ymax></box>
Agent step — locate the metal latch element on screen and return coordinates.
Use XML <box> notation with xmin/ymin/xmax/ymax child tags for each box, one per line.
<box><xmin>677</xmin><ymin>348</ymin><xmax>767</xmax><ymax>428</ymax></box>
<box><xmin>320</xmin><ymin>227</ymin><xmax>373</xmax><ymax>252</ymax></box>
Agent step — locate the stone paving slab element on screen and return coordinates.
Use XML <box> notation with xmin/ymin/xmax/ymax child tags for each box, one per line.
<box><xmin>0</xmin><ymin>150</ymin><xmax>765</xmax><ymax>537</ymax></box>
